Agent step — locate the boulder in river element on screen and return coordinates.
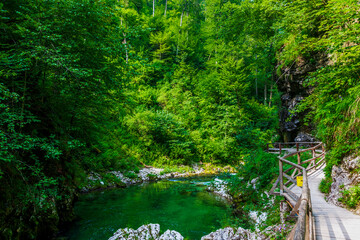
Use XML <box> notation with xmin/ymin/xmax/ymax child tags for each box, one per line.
<box><xmin>207</xmin><ymin>178</ymin><xmax>232</xmax><ymax>200</ymax></box>
<box><xmin>108</xmin><ymin>224</ymin><xmax>184</xmax><ymax>240</ymax></box>
<box><xmin>201</xmin><ymin>226</ymin><xmax>266</xmax><ymax>240</ymax></box>
<box><xmin>159</xmin><ymin>230</ymin><xmax>184</xmax><ymax>240</ymax></box>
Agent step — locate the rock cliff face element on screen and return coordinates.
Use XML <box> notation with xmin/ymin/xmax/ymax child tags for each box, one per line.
<box><xmin>276</xmin><ymin>55</ymin><xmax>326</xmax><ymax>142</ymax></box>
<box><xmin>327</xmin><ymin>154</ymin><xmax>360</xmax><ymax>214</ymax></box>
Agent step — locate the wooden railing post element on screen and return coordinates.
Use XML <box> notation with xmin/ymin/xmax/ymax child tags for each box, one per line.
<box><xmin>279</xmin><ymin>144</ymin><xmax>282</xmax><ymax>156</ymax></box>
<box><xmin>279</xmin><ymin>159</ymin><xmax>284</xmax><ymax>194</ymax></box>
<box><xmin>312</xmin><ymin>147</ymin><xmax>316</xmax><ymax>168</ymax></box>
<box><xmin>297</xmin><ymin>143</ymin><xmax>301</xmax><ymax>165</ymax></box>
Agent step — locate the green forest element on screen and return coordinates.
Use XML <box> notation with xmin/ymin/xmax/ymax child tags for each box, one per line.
<box><xmin>1</xmin><ymin>0</ymin><xmax>360</xmax><ymax>239</ymax></box>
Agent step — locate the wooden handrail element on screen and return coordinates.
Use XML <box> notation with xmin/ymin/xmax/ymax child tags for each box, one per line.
<box><xmin>269</xmin><ymin>142</ymin><xmax>326</xmax><ymax>240</ymax></box>
<box><xmin>269</xmin><ymin>142</ymin><xmax>322</xmax><ymax>144</ymax></box>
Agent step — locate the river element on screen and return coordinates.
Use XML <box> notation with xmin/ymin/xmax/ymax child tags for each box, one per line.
<box><xmin>61</xmin><ymin>175</ymin><xmax>232</xmax><ymax>240</ymax></box>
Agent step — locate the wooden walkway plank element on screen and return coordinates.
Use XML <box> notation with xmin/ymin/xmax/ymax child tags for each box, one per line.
<box><xmin>290</xmin><ymin>168</ymin><xmax>360</xmax><ymax>240</ymax></box>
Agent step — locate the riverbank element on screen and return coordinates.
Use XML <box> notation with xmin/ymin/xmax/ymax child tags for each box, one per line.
<box><xmin>80</xmin><ymin>163</ymin><xmax>236</xmax><ymax>193</ymax></box>
<box><xmin>61</xmin><ymin>154</ymin><xmax>294</xmax><ymax>240</ymax></box>
<box><xmin>108</xmin><ymin>223</ymin><xmax>293</xmax><ymax>240</ymax></box>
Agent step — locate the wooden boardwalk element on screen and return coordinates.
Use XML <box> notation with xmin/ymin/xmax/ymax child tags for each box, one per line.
<box><xmin>268</xmin><ymin>143</ymin><xmax>360</xmax><ymax>239</ymax></box>
<box><xmin>291</xmin><ymin>168</ymin><xmax>360</xmax><ymax>239</ymax></box>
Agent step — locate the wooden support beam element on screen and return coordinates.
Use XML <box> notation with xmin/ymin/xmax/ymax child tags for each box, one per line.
<box><xmin>288</xmin><ymin>195</ymin><xmax>302</xmax><ymax>218</ymax></box>
<box><xmin>283</xmin><ymin>186</ymin><xmax>300</xmax><ymax>202</ymax></box>
<box><xmin>283</xmin><ymin>193</ymin><xmax>297</xmax><ymax>208</ymax></box>
<box><xmin>279</xmin><ymin>159</ymin><xmax>284</xmax><ymax>194</ymax></box>
<box><xmin>284</xmin><ymin>173</ymin><xmax>297</xmax><ymax>185</ymax></box>
<box><xmin>291</xmin><ymin>168</ymin><xmax>298</xmax><ymax>178</ymax></box>
<box><xmin>270</xmin><ymin>176</ymin><xmax>280</xmax><ymax>195</ymax></box>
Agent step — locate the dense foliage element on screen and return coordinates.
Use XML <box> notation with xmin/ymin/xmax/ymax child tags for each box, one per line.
<box><xmin>1</xmin><ymin>0</ymin><xmax>280</xmax><ymax>238</ymax></box>
<box><xmin>1</xmin><ymin>0</ymin><xmax>360</xmax><ymax>238</ymax></box>
<box><xmin>228</xmin><ymin>150</ymin><xmax>279</xmax><ymax>225</ymax></box>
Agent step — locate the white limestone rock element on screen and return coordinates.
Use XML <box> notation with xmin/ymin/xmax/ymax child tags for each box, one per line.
<box><xmin>159</xmin><ymin>230</ymin><xmax>184</xmax><ymax>240</ymax></box>
<box><xmin>250</xmin><ymin>177</ymin><xmax>259</xmax><ymax>190</ymax></box>
<box><xmin>137</xmin><ymin>224</ymin><xmax>160</xmax><ymax>239</ymax></box>
<box><xmin>109</xmin><ymin>224</ymin><xmax>185</xmax><ymax>240</ymax></box>
<box><xmin>233</xmin><ymin>227</ymin><xmax>258</xmax><ymax>240</ymax></box>
<box><xmin>109</xmin><ymin>224</ymin><xmax>160</xmax><ymax>240</ymax></box>
<box><xmin>88</xmin><ymin>172</ymin><xmax>102</xmax><ymax>181</ymax></box>
<box><xmin>108</xmin><ymin>228</ymin><xmax>137</xmax><ymax>240</ymax></box>
<box><xmin>110</xmin><ymin>171</ymin><xmax>141</xmax><ymax>185</ymax></box>
<box><xmin>201</xmin><ymin>227</ymin><xmax>266</xmax><ymax>240</ymax></box>
<box><xmin>109</xmin><ymin>224</ymin><xmax>272</xmax><ymax>240</ymax></box>
<box><xmin>249</xmin><ymin>211</ymin><xmax>267</xmax><ymax>227</ymax></box>
<box><xmin>207</xmin><ymin>178</ymin><xmax>232</xmax><ymax>200</ymax></box>
<box><xmin>327</xmin><ymin>154</ymin><xmax>360</xmax><ymax>206</ymax></box>
<box><xmin>138</xmin><ymin>168</ymin><xmax>162</xmax><ymax>181</ymax></box>
<box><xmin>201</xmin><ymin>227</ymin><xmax>235</xmax><ymax>240</ymax></box>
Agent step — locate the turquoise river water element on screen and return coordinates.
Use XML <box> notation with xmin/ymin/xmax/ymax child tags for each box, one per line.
<box><xmin>61</xmin><ymin>176</ymin><xmax>232</xmax><ymax>240</ymax></box>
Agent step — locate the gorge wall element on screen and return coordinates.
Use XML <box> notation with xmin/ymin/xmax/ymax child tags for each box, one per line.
<box><xmin>276</xmin><ymin>54</ymin><xmax>327</xmax><ymax>142</ymax></box>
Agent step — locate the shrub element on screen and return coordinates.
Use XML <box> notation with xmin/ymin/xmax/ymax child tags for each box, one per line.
<box><xmin>228</xmin><ymin>150</ymin><xmax>279</xmax><ymax>228</ymax></box>
<box><xmin>319</xmin><ymin>177</ymin><xmax>332</xmax><ymax>194</ymax></box>
<box><xmin>339</xmin><ymin>185</ymin><xmax>360</xmax><ymax>208</ymax></box>
<box><xmin>124</xmin><ymin>171</ymin><xmax>138</xmax><ymax>179</ymax></box>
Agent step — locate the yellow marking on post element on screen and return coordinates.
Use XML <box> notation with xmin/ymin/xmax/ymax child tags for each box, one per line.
<box><xmin>297</xmin><ymin>176</ymin><xmax>303</xmax><ymax>187</ymax></box>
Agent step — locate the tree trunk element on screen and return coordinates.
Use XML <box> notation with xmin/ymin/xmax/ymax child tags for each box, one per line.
<box><xmin>255</xmin><ymin>76</ymin><xmax>258</xmax><ymax>97</ymax></box>
<box><xmin>269</xmin><ymin>73</ymin><xmax>274</xmax><ymax>107</ymax></box>
<box><xmin>42</xmin><ymin>68</ymin><xmax>46</xmax><ymax>103</ymax></box>
<box><xmin>153</xmin><ymin>0</ymin><xmax>155</xmax><ymax>17</ymax></box>
<box><xmin>20</xmin><ymin>71</ymin><xmax>27</xmax><ymax>132</ymax></box>
<box><xmin>255</xmin><ymin>54</ymin><xmax>258</xmax><ymax>97</ymax></box>
<box><xmin>180</xmin><ymin>4</ymin><xmax>185</xmax><ymax>27</ymax></box>
<box><xmin>121</xmin><ymin>17</ymin><xmax>128</xmax><ymax>64</ymax></box>
<box><xmin>123</xmin><ymin>35</ymin><xmax>128</xmax><ymax>64</ymax></box>
<box><xmin>264</xmin><ymin>77</ymin><xmax>267</xmax><ymax>105</ymax></box>
<box><xmin>164</xmin><ymin>0</ymin><xmax>167</xmax><ymax>16</ymax></box>
<box><xmin>176</xmin><ymin>0</ymin><xmax>187</xmax><ymax>55</ymax></box>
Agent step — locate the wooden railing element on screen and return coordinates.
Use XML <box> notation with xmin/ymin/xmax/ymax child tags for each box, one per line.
<box><xmin>268</xmin><ymin>142</ymin><xmax>326</xmax><ymax>240</ymax></box>
<box><xmin>266</xmin><ymin>142</ymin><xmax>324</xmax><ymax>156</ymax></box>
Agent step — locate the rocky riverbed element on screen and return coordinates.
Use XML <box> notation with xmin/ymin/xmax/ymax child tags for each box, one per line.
<box><xmin>81</xmin><ymin>168</ymin><xmax>234</xmax><ymax>204</ymax></box>
<box><xmin>108</xmin><ymin>223</ymin><xmax>292</xmax><ymax>240</ymax></box>
<box><xmin>81</xmin><ymin>164</ymin><xmax>235</xmax><ymax>193</ymax></box>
